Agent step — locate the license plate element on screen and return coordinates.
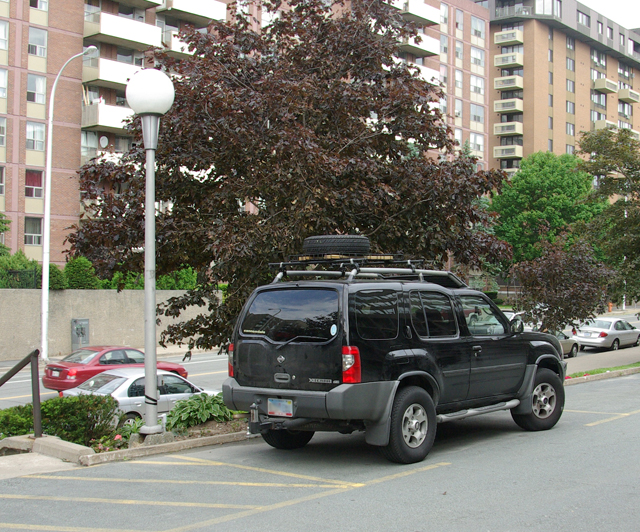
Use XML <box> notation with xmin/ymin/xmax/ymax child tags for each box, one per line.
<box><xmin>268</xmin><ymin>398</ymin><xmax>293</xmax><ymax>417</ymax></box>
<box><xmin>51</xmin><ymin>370</ymin><xmax>60</xmax><ymax>377</ymax></box>
<box><xmin>584</xmin><ymin>332</ymin><xmax>591</xmax><ymax>337</ymax></box>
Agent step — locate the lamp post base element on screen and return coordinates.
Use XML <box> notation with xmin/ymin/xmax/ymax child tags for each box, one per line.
<box><xmin>139</xmin><ymin>424</ymin><xmax>163</xmax><ymax>435</ymax></box>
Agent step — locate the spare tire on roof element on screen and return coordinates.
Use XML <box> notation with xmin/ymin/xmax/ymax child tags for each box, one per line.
<box><xmin>302</xmin><ymin>235</ymin><xmax>371</xmax><ymax>255</ymax></box>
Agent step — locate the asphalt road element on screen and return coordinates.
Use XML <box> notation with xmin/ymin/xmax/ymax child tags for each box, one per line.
<box><xmin>1</xmin><ymin>374</ymin><xmax>639</xmax><ymax>531</ymax></box>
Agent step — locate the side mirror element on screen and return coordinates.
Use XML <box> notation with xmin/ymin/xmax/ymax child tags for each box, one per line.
<box><xmin>510</xmin><ymin>318</ymin><xmax>524</xmax><ymax>334</ymax></box>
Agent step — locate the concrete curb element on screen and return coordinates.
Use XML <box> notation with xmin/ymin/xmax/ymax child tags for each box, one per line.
<box><xmin>78</xmin><ymin>431</ymin><xmax>250</xmax><ymax>466</ymax></box>
<box><xmin>564</xmin><ymin>365</ymin><xmax>640</xmax><ymax>386</ymax></box>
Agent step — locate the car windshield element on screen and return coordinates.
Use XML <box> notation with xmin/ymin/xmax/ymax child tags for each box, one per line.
<box><xmin>241</xmin><ymin>288</ymin><xmax>339</xmax><ymax>343</ymax></box>
<box><xmin>584</xmin><ymin>320</ymin><xmax>612</xmax><ymax>330</ymax></box>
<box><xmin>61</xmin><ymin>349</ymin><xmax>100</xmax><ymax>364</ymax></box>
<box><xmin>77</xmin><ymin>373</ymin><xmax>125</xmax><ymax>393</ymax></box>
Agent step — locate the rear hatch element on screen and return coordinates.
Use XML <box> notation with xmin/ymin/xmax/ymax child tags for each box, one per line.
<box><xmin>234</xmin><ymin>285</ymin><xmax>344</xmax><ymax>392</ymax></box>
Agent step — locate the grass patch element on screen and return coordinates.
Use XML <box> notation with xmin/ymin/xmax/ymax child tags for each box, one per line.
<box><xmin>568</xmin><ymin>361</ymin><xmax>640</xmax><ymax>379</ymax></box>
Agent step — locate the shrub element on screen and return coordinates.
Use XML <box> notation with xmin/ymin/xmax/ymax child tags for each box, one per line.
<box><xmin>166</xmin><ymin>393</ymin><xmax>234</xmax><ymax>431</ymax></box>
<box><xmin>35</xmin><ymin>264</ymin><xmax>67</xmax><ymax>290</ymax></box>
<box><xmin>0</xmin><ymin>404</ymin><xmax>34</xmax><ymax>439</ymax></box>
<box><xmin>65</xmin><ymin>256</ymin><xmax>99</xmax><ymax>289</ymax></box>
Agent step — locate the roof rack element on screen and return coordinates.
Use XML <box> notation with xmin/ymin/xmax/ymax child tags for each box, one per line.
<box><xmin>268</xmin><ymin>255</ymin><xmax>468</xmax><ymax>288</ymax></box>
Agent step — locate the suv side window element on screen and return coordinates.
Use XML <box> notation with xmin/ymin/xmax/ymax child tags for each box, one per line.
<box><xmin>355</xmin><ymin>290</ymin><xmax>399</xmax><ymax>340</ymax></box>
<box><xmin>459</xmin><ymin>295</ymin><xmax>506</xmax><ymax>336</ymax></box>
<box><xmin>410</xmin><ymin>291</ymin><xmax>457</xmax><ymax>337</ymax></box>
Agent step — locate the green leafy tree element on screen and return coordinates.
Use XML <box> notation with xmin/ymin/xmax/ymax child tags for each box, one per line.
<box><xmin>67</xmin><ymin>0</ymin><xmax>510</xmax><ymax>350</ymax></box>
<box><xmin>491</xmin><ymin>152</ymin><xmax>607</xmax><ymax>263</ymax></box>
<box><xmin>512</xmin><ymin>236</ymin><xmax>611</xmax><ymax>332</ymax></box>
<box><xmin>37</xmin><ymin>264</ymin><xmax>67</xmax><ymax>290</ymax></box>
<box><xmin>64</xmin><ymin>256</ymin><xmax>99</xmax><ymax>289</ymax></box>
<box><xmin>578</xmin><ymin>128</ymin><xmax>640</xmax><ymax>304</ymax></box>
<box><xmin>0</xmin><ymin>250</ymin><xmax>39</xmax><ymax>288</ymax></box>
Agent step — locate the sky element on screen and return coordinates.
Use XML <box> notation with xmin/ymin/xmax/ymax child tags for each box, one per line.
<box><xmin>577</xmin><ymin>0</ymin><xmax>640</xmax><ymax>30</ymax></box>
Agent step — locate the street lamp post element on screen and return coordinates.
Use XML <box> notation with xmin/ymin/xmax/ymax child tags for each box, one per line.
<box><xmin>41</xmin><ymin>45</ymin><xmax>97</xmax><ymax>363</ymax></box>
<box><xmin>126</xmin><ymin>69</ymin><xmax>175</xmax><ymax>435</ymax></box>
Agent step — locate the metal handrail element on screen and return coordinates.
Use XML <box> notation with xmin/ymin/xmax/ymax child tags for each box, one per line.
<box><xmin>0</xmin><ymin>349</ymin><xmax>43</xmax><ymax>438</ymax></box>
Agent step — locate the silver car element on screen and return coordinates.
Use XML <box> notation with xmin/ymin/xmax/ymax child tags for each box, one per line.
<box><xmin>575</xmin><ymin>318</ymin><xmax>640</xmax><ymax>351</ymax></box>
<box><xmin>61</xmin><ymin>368</ymin><xmax>217</xmax><ymax>425</ymax></box>
<box><xmin>552</xmin><ymin>331</ymin><xmax>580</xmax><ymax>358</ymax></box>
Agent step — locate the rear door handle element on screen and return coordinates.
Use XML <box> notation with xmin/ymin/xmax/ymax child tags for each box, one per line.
<box><xmin>472</xmin><ymin>345</ymin><xmax>482</xmax><ymax>356</ymax></box>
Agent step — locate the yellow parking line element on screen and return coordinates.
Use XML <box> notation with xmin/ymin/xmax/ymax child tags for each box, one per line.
<box><xmin>173</xmin><ymin>455</ymin><xmax>363</xmax><ymax>487</ymax></box>
<box><xmin>187</xmin><ymin>371</ymin><xmax>227</xmax><ymax>377</ymax></box>
<box><xmin>25</xmin><ymin>474</ymin><xmax>346</xmax><ymax>490</ymax></box>
<box><xmin>0</xmin><ymin>493</ymin><xmax>257</xmax><ymax>510</ymax></box>
<box><xmin>0</xmin><ymin>392</ymin><xmax>56</xmax><ymax>401</ymax></box>
<box><xmin>586</xmin><ymin>408</ymin><xmax>640</xmax><ymax>427</ymax></box>
<box><xmin>0</xmin><ymin>525</ymin><xmax>140</xmax><ymax>532</ymax></box>
<box><xmin>565</xmin><ymin>409</ymin><xmax>627</xmax><ymax>415</ymax></box>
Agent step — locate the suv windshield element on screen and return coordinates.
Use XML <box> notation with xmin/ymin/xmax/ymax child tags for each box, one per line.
<box><xmin>241</xmin><ymin>289</ymin><xmax>339</xmax><ymax>343</ymax></box>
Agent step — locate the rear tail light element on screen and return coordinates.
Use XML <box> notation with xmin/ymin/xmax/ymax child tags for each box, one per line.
<box><xmin>67</xmin><ymin>368</ymin><xmax>77</xmax><ymax>379</ymax></box>
<box><xmin>599</xmin><ymin>332</ymin><xmax>608</xmax><ymax>338</ymax></box>
<box><xmin>228</xmin><ymin>343</ymin><xmax>234</xmax><ymax>377</ymax></box>
<box><xmin>342</xmin><ymin>346</ymin><xmax>361</xmax><ymax>384</ymax></box>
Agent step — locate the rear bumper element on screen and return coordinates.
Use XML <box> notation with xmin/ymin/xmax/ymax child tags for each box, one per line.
<box><xmin>575</xmin><ymin>335</ymin><xmax>610</xmax><ymax>348</ymax></box>
<box><xmin>41</xmin><ymin>376</ymin><xmax>82</xmax><ymax>391</ymax></box>
<box><xmin>222</xmin><ymin>377</ymin><xmax>395</xmax><ymax>422</ymax></box>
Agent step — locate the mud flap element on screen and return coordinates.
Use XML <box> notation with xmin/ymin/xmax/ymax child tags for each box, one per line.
<box><xmin>363</xmin><ymin>382</ymin><xmax>400</xmax><ymax>446</ymax></box>
<box><xmin>511</xmin><ymin>365</ymin><xmax>536</xmax><ymax>415</ymax></box>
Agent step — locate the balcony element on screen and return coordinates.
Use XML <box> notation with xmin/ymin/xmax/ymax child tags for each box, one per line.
<box><xmin>163</xmin><ymin>30</ymin><xmax>193</xmax><ymax>58</ymax></box>
<box><xmin>494</xmin><ymin>145</ymin><xmax>523</xmax><ymax>159</ymax></box>
<box><xmin>399</xmin><ymin>34</ymin><xmax>439</xmax><ymax>57</ymax></box>
<box><xmin>82</xmin><ymin>103</ymin><xmax>134</xmax><ymax>134</ymax></box>
<box><xmin>389</xmin><ymin>0</ymin><xmax>439</xmax><ymax>26</ymax></box>
<box><xmin>157</xmin><ymin>0</ymin><xmax>227</xmax><ymax>27</ymax></box>
<box><xmin>494</xmin><ymin>52</ymin><xmax>524</xmax><ymax>68</ymax></box>
<box><xmin>594</xmin><ymin>78</ymin><xmax>618</xmax><ymax>94</ymax></box>
<box><xmin>494</xmin><ymin>98</ymin><xmax>524</xmax><ymax>113</ymax></box>
<box><xmin>503</xmin><ymin>167</ymin><xmax>519</xmax><ymax>178</ymax></box>
<box><xmin>494</xmin><ymin>75</ymin><xmax>524</xmax><ymax>91</ymax></box>
<box><xmin>84</xmin><ymin>12</ymin><xmax>162</xmax><ymax>50</ymax></box>
<box><xmin>630</xmin><ymin>130</ymin><xmax>640</xmax><ymax>141</ymax></box>
<box><xmin>594</xmin><ymin>119</ymin><xmax>617</xmax><ymax>131</ymax></box>
<box><xmin>83</xmin><ymin>58</ymin><xmax>142</xmax><ymax>90</ymax></box>
<box><xmin>126</xmin><ymin>0</ymin><xmax>162</xmax><ymax>8</ymax></box>
<box><xmin>494</xmin><ymin>122</ymin><xmax>524</xmax><ymax>136</ymax></box>
<box><xmin>413</xmin><ymin>64</ymin><xmax>439</xmax><ymax>84</ymax></box>
<box><xmin>619</xmin><ymin>88</ymin><xmax>640</xmax><ymax>104</ymax></box>
<box><xmin>494</xmin><ymin>29</ymin><xmax>523</xmax><ymax>46</ymax></box>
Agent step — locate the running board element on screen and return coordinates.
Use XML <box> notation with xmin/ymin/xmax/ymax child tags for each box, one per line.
<box><xmin>436</xmin><ymin>399</ymin><xmax>520</xmax><ymax>423</ymax></box>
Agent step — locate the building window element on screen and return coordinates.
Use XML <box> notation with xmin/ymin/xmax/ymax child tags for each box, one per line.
<box><xmin>591</xmin><ymin>90</ymin><xmax>606</xmax><ymax>107</ymax></box>
<box><xmin>566</xmin><ymin>122</ymin><xmax>575</xmax><ymax>136</ymax></box>
<box><xmin>591</xmin><ymin>110</ymin><xmax>606</xmax><ymax>122</ymax></box>
<box><xmin>439</xmin><ymin>64</ymin><xmax>448</xmax><ymax>85</ymax></box>
<box><xmin>455</xmin><ymin>69</ymin><xmax>463</xmax><ymax>89</ymax></box>
<box><xmin>28</xmin><ymin>27</ymin><xmax>47</xmax><ymax>58</ymax></box>
<box><xmin>566</xmin><ymin>144</ymin><xmax>574</xmax><ymax>154</ymax></box>
<box><xmin>577</xmin><ymin>11</ymin><xmax>590</xmax><ymax>27</ymax></box>
<box><xmin>607</xmin><ymin>27</ymin><xmax>613</xmax><ymax>40</ymax></box>
<box><xmin>24</xmin><ymin>217</ymin><xmax>42</xmax><ymax>245</ymax></box>
<box><xmin>471</xmin><ymin>16</ymin><xmax>485</xmax><ymax>39</ymax></box>
<box><xmin>471</xmin><ymin>47</ymin><xmax>485</xmax><ymax>67</ymax></box>
<box><xmin>566</xmin><ymin>79</ymin><xmax>575</xmax><ymax>93</ymax></box>
<box><xmin>27</xmin><ymin>74</ymin><xmax>46</xmax><ymax>104</ymax></box>
<box><xmin>0</xmin><ymin>69</ymin><xmax>7</xmax><ymax>98</ymax></box>
<box><xmin>0</xmin><ymin>117</ymin><xmax>6</xmax><ymax>147</ymax></box>
<box><xmin>440</xmin><ymin>3</ymin><xmax>448</xmax><ymax>25</ymax></box>
<box><xmin>115</xmin><ymin>136</ymin><xmax>132</xmax><ymax>153</ymax></box>
<box><xmin>455</xmin><ymin>41</ymin><xmax>463</xmax><ymax>60</ymax></box>
<box><xmin>470</xmin><ymin>133</ymin><xmax>484</xmax><ymax>152</ymax></box>
<box><xmin>25</xmin><ymin>169</ymin><xmax>43</xmax><ymax>198</ymax></box>
<box><xmin>591</xmin><ymin>49</ymin><xmax>606</xmax><ymax>67</ymax></box>
<box><xmin>26</xmin><ymin>122</ymin><xmax>45</xmax><ymax>151</ymax></box>
<box><xmin>566</xmin><ymin>57</ymin><xmax>575</xmax><ymax>71</ymax></box>
<box><xmin>619</xmin><ymin>101</ymin><xmax>633</xmax><ymax>118</ymax></box>
<box><xmin>549</xmin><ymin>94</ymin><xmax>553</xmax><ymax>107</ymax></box>
<box><xmin>548</xmin><ymin>116</ymin><xmax>553</xmax><ymax>129</ymax></box>
<box><xmin>548</xmin><ymin>49</ymin><xmax>553</xmax><ymax>62</ymax></box>
<box><xmin>81</xmin><ymin>131</ymin><xmax>98</xmax><ymax>159</ymax></box>
<box><xmin>590</xmin><ymin>68</ymin><xmax>605</xmax><ymax>81</ymax></box>
<box><xmin>566</xmin><ymin>100</ymin><xmax>575</xmax><ymax>114</ymax></box>
<box><xmin>620</xmin><ymin>34</ymin><xmax>625</xmax><ymax>47</ymax></box>
<box><xmin>455</xmin><ymin>9</ymin><xmax>463</xmax><ymax>30</ymax></box>
<box><xmin>440</xmin><ymin>35</ymin><xmax>448</xmax><ymax>54</ymax></box>
<box><xmin>566</xmin><ymin>36</ymin><xmax>574</xmax><ymax>50</ymax></box>
<box><xmin>455</xmin><ymin>99</ymin><xmax>463</xmax><ymax>118</ymax></box>
<box><xmin>439</xmin><ymin>96</ymin><xmax>447</xmax><ymax>115</ymax></box>
<box><xmin>548</xmin><ymin>139</ymin><xmax>553</xmax><ymax>151</ymax></box>
<box><xmin>454</xmin><ymin>128</ymin><xmax>462</xmax><ymax>146</ymax></box>
<box><xmin>470</xmin><ymin>104</ymin><xmax>484</xmax><ymax>123</ymax></box>
<box><xmin>0</xmin><ymin>166</ymin><xmax>4</xmax><ymax>195</ymax></box>
<box><xmin>0</xmin><ymin>21</ymin><xmax>7</xmax><ymax>50</ymax></box>
<box><xmin>619</xmin><ymin>61</ymin><xmax>631</xmax><ymax>78</ymax></box>
<box><xmin>29</xmin><ymin>0</ymin><xmax>48</xmax><ymax>11</ymax></box>
<box><xmin>549</xmin><ymin>71</ymin><xmax>553</xmax><ymax>84</ymax></box>
<box><xmin>597</xmin><ymin>21</ymin><xmax>603</xmax><ymax>34</ymax></box>
<box><xmin>470</xmin><ymin>75</ymin><xmax>484</xmax><ymax>95</ymax></box>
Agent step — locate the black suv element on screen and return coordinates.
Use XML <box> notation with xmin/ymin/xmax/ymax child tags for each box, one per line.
<box><xmin>223</xmin><ymin>236</ymin><xmax>566</xmax><ymax>464</ymax></box>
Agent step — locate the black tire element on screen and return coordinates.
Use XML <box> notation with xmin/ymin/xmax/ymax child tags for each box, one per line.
<box><xmin>302</xmin><ymin>235</ymin><xmax>370</xmax><ymax>255</ymax></box>
<box><xmin>379</xmin><ymin>386</ymin><xmax>437</xmax><ymax>464</ymax></box>
<box><xmin>635</xmin><ymin>336</ymin><xmax>640</xmax><ymax>347</ymax></box>
<box><xmin>611</xmin><ymin>339</ymin><xmax>620</xmax><ymax>351</ymax></box>
<box><xmin>511</xmin><ymin>368</ymin><xmax>564</xmax><ymax>431</ymax></box>
<box><xmin>261</xmin><ymin>429</ymin><xmax>315</xmax><ymax>450</ymax></box>
<box><xmin>119</xmin><ymin>413</ymin><xmax>141</xmax><ymax>428</ymax></box>
<box><xmin>568</xmin><ymin>344</ymin><xmax>578</xmax><ymax>358</ymax></box>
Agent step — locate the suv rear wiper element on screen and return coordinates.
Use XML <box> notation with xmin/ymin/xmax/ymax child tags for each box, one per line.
<box><xmin>276</xmin><ymin>335</ymin><xmax>327</xmax><ymax>350</ymax></box>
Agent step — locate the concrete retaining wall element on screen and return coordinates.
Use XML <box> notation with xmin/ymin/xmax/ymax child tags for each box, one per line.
<box><xmin>0</xmin><ymin>289</ymin><xmax>209</xmax><ymax>361</ymax></box>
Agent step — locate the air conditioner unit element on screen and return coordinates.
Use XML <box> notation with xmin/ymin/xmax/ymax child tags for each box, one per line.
<box><xmin>454</xmin><ymin>110</ymin><xmax>461</xmax><ymax>117</ymax></box>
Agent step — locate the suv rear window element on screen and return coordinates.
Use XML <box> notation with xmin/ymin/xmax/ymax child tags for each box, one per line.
<box><xmin>355</xmin><ymin>290</ymin><xmax>399</xmax><ymax>340</ymax></box>
<box><xmin>241</xmin><ymin>289</ymin><xmax>339</xmax><ymax>343</ymax></box>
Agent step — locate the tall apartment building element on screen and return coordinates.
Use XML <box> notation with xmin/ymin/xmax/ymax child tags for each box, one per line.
<box><xmin>473</xmin><ymin>0</ymin><xmax>640</xmax><ymax>176</ymax></box>
<box><xmin>0</xmin><ymin>0</ymin><xmax>488</xmax><ymax>265</ymax></box>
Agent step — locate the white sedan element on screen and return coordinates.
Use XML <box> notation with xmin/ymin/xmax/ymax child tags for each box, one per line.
<box><xmin>61</xmin><ymin>368</ymin><xmax>217</xmax><ymax>425</ymax></box>
<box><xmin>575</xmin><ymin>318</ymin><xmax>640</xmax><ymax>351</ymax></box>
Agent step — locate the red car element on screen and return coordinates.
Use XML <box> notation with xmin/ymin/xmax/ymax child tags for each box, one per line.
<box><xmin>42</xmin><ymin>346</ymin><xmax>188</xmax><ymax>391</ymax></box>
